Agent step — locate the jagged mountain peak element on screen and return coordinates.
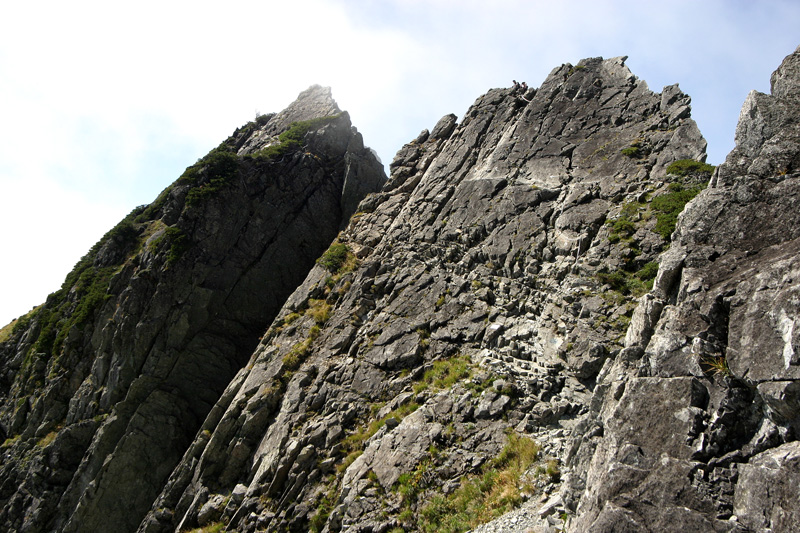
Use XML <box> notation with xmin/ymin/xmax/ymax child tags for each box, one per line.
<box><xmin>390</xmin><ymin>54</ymin><xmax>704</xmax><ymax>200</ymax></box>
<box><xmin>3</xmin><ymin>46</ymin><xmax>800</xmax><ymax>533</ymax></box>
<box><xmin>270</xmin><ymin>84</ymin><xmax>341</xmax><ymax>129</ymax></box>
<box><xmin>563</xmin><ymin>45</ymin><xmax>800</xmax><ymax>533</ymax></box>
<box><xmin>136</xmin><ymin>55</ymin><xmax>712</xmax><ymax>532</ymax></box>
<box><xmin>719</xmin><ymin>45</ymin><xmax>800</xmax><ymax>183</ymax></box>
<box><xmin>770</xmin><ymin>44</ymin><xmax>800</xmax><ymax>99</ymax></box>
<box><xmin>0</xmin><ymin>86</ymin><xmax>384</xmax><ymax>533</ymax></box>
<box><xmin>236</xmin><ymin>85</ymin><xmax>344</xmax><ymax>155</ymax></box>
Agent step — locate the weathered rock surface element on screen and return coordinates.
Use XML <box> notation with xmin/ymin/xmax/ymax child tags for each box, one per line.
<box><xmin>565</xmin><ymin>45</ymin><xmax>800</xmax><ymax>533</ymax></box>
<box><xmin>0</xmin><ymin>87</ymin><xmax>385</xmax><ymax>532</ymax></box>
<box><xmin>136</xmin><ymin>56</ymin><xmax>709</xmax><ymax>532</ymax></box>
<box><xmin>5</xmin><ymin>44</ymin><xmax>799</xmax><ymax>533</ymax></box>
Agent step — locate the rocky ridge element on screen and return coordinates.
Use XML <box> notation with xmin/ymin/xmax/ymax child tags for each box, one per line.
<box><xmin>565</xmin><ymin>45</ymin><xmax>800</xmax><ymax>533</ymax></box>
<box><xmin>137</xmin><ymin>56</ymin><xmax>711</xmax><ymax>532</ymax></box>
<box><xmin>0</xmin><ymin>86</ymin><xmax>385</xmax><ymax>532</ymax></box>
<box><xmin>2</xmin><ymin>45</ymin><xmax>798</xmax><ymax>533</ymax></box>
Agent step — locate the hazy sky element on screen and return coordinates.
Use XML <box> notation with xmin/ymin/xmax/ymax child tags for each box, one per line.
<box><xmin>1</xmin><ymin>0</ymin><xmax>798</xmax><ymax>326</ymax></box>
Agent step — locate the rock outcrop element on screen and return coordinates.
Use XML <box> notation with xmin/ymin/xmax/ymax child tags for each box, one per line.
<box><xmin>0</xmin><ymin>86</ymin><xmax>385</xmax><ymax>532</ymax></box>
<box><xmin>4</xmin><ymin>45</ymin><xmax>800</xmax><ymax>533</ymax></box>
<box><xmin>566</xmin><ymin>45</ymin><xmax>800</xmax><ymax>533</ymax></box>
<box><xmin>137</xmin><ymin>56</ymin><xmax>710</xmax><ymax>533</ymax></box>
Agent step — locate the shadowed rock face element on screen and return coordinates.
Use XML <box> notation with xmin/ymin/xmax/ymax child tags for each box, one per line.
<box><xmin>0</xmin><ymin>87</ymin><xmax>385</xmax><ymax>533</ymax></box>
<box><xmin>136</xmin><ymin>56</ymin><xmax>710</xmax><ymax>533</ymax></box>
<box><xmin>567</xmin><ymin>46</ymin><xmax>800</xmax><ymax>533</ymax></box>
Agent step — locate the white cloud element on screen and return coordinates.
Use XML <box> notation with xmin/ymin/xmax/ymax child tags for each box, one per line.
<box><xmin>0</xmin><ymin>173</ymin><xmax>129</xmax><ymax>324</ymax></box>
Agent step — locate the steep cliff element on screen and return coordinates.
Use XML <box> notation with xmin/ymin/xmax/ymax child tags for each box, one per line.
<box><xmin>5</xmin><ymin>46</ymin><xmax>799</xmax><ymax>533</ymax></box>
<box><xmin>566</xmin><ymin>45</ymin><xmax>800</xmax><ymax>533</ymax></box>
<box><xmin>0</xmin><ymin>86</ymin><xmax>386</xmax><ymax>532</ymax></box>
<box><xmin>137</xmin><ymin>56</ymin><xmax>710</xmax><ymax>533</ymax></box>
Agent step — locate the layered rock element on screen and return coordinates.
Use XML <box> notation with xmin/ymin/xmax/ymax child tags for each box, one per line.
<box><xmin>0</xmin><ymin>86</ymin><xmax>385</xmax><ymax>532</ymax></box>
<box><xmin>138</xmin><ymin>57</ymin><xmax>709</xmax><ymax>532</ymax></box>
<box><xmin>566</xmin><ymin>46</ymin><xmax>800</xmax><ymax>532</ymax></box>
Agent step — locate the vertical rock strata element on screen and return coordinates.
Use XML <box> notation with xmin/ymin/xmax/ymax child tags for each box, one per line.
<box><xmin>0</xmin><ymin>86</ymin><xmax>386</xmax><ymax>532</ymax></box>
<box><xmin>567</xmin><ymin>46</ymin><xmax>800</xmax><ymax>533</ymax></box>
<box><xmin>138</xmin><ymin>57</ymin><xmax>709</xmax><ymax>532</ymax></box>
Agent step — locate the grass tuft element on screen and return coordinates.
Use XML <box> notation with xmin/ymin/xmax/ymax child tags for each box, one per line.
<box><xmin>416</xmin><ymin>433</ymin><xmax>540</xmax><ymax>533</ymax></box>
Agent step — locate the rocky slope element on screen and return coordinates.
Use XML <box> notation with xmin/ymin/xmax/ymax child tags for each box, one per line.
<box><xmin>4</xmin><ymin>45</ymin><xmax>799</xmax><ymax>533</ymax></box>
<box><xmin>566</xmin><ymin>45</ymin><xmax>800</xmax><ymax>533</ymax></box>
<box><xmin>136</xmin><ymin>56</ymin><xmax>711</xmax><ymax>533</ymax></box>
<box><xmin>0</xmin><ymin>86</ymin><xmax>386</xmax><ymax>532</ymax></box>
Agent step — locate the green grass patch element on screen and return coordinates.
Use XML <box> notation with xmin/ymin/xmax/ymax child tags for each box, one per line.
<box><xmin>307</xmin><ymin>299</ymin><xmax>331</xmax><ymax>325</ymax></box>
<box><xmin>665</xmin><ymin>159</ymin><xmax>715</xmax><ymax>178</ymax></box>
<box><xmin>182</xmin><ymin>147</ymin><xmax>240</xmax><ymax>207</ymax></box>
<box><xmin>597</xmin><ymin>261</ymin><xmax>658</xmax><ymax>297</ymax></box>
<box><xmin>1</xmin><ymin>434</ymin><xmax>21</xmax><ymax>448</ymax></box>
<box><xmin>0</xmin><ymin>320</ymin><xmax>15</xmax><ymax>344</ymax></box>
<box><xmin>310</xmin><ymin>481</ymin><xmax>340</xmax><ymax>533</ymax></box>
<box><xmin>340</xmin><ymin>402</ymin><xmax>420</xmax><ymax>466</ymax></box>
<box><xmin>184</xmin><ymin>523</ymin><xmax>226</xmax><ymax>533</ymax></box>
<box><xmin>336</xmin><ymin>450</ymin><xmax>363</xmax><ymax>474</ymax></box>
<box><xmin>651</xmin><ymin>184</ymin><xmax>703</xmax><ymax>240</ymax></box>
<box><xmin>284</xmin><ymin>336</ymin><xmax>313</xmax><ymax>370</ymax></box>
<box><xmin>700</xmin><ymin>354</ymin><xmax>731</xmax><ymax>377</ymax></box>
<box><xmin>394</xmin><ymin>460</ymin><xmax>432</xmax><ymax>506</ymax></box>
<box><xmin>318</xmin><ymin>242</ymin><xmax>358</xmax><ymax>274</ymax></box>
<box><xmin>36</xmin><ymin>430</ymin><xmax>58</xmax><ymax>448</ymax></box>
<box><xmin>413</xmin><ymin>355</ymin><xmax>473</xmax><ymax>394</ymax></box>
<box><xmin>416</xmin><ymin>433</ymin><xmax>540</xmax><ymax>533</ymax></box>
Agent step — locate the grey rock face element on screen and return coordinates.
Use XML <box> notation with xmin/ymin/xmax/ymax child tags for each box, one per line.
<box><xmin>0</xmin><ymin>87</ymin><xmax>385</xmax><ymax>532</ymax></box>
<box><xmin>137</xmin><ymin>56</ymin><xmax>708</xmax><ymax>533</ymax></box>
<box><xmin>5</xmin><ymin>44</ymin><xmax>795</xmax><ymax>533</ymax></box>
<box><xmin>567</xmin><ymin>46</ymin><xmax>800</xmax><ymax>532</ymax></box>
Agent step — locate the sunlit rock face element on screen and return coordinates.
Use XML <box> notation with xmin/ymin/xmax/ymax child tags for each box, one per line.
<box><xmin>4</xmin><ymin>44</ymin><xmax>800</xmax><ymax>533</ymax></box>
<box><xmin>138</xmin><ymin>55</ymin><xmax>710</xmax><ymax>532</ymax></box>
<box><xmin>568</xmin><ymin>45</ymin><xmax>800</xmax><ymax>533</ymax></box>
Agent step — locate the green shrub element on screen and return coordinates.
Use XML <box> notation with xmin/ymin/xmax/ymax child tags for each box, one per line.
<box><xmin>251</xmin><ymin>115</ymin><xmax>339</xmax><ymax>160</ymax></box>
<box><xmin>318</xmin><ymin>242</ymin><xmax>357</xmax><ymax>274</ymax></box>
<box><xmin>135</xmin><ymin>187</ymin><xmax>173</xmax><ymax>222</ymax></box>
<box><xmin>597</xmin><ymin>262</ymin><xmax>657</xmax><ymax>297</ymax></box>
<box><xmin>621</xmin><ymin>146</ymin><xmax>642</xmax><ymax>158</ymax></box>
<box><xmin>637</xmin><ymin>261</ymin><xmax>659</xmax><ymax>281</ymax></box>
<box><xmin>651</xmin><ymin>185</ymin><xmax>703</xmax><ymax>240</ymax></box>
<box><xmin>610</xmin><ymin>216</ymin><xmax>636</xmax><ymax>237</ymax></box>
<box><xmin>165</xmin><ymin>227</ymin><xmax>191</xmax><ymax>265</ymax></box>
<box><xmin>665</xmin><ymin>159</ymin><xmax>715</xmax><ymax>178</ymax></box>
<box><xmin>596</xmin><ymin>271</ymin><xmax>629</xmax><ymax>293</ymax></box>
<box><xmin>183</xmin><ymin>148</ymin><xmax>240</xmax><ymax>206</ymax></box>
<box><xmin>10</xmin><ymin>308</ymin><xmax>37</xmax><ymax>336</ymax></box>
<box><xmin>318</xmin><ymin>243</ymin><xmax>348</xmax><ymax>271</ymax></box>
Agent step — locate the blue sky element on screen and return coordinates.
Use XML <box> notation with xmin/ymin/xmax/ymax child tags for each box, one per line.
<box><xmin>1</xmin><ymin>0</ymin><xmax>798</xmax><ymax>326</ymax></box>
